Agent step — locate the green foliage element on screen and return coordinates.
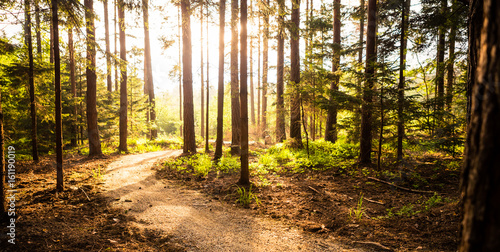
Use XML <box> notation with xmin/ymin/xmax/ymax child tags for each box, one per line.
<box><xmin>349</xmin><ymin>193</ymin><xmax>365</xmax><ymax>221</ymax></box>
<box><xmin>423</xmin><ymin>193</ymin><xmax>443</xmax><ymax>211</ymax></box>
<box><xmin>235</xmin><ymin>185</ymin><xmax>260</xmax><ymax>207</ymax></box>
<box><xmin>396</xmin><ymin>204</ymin><xmax>418</xmax><ymax>217</ymax></box>
<box><xmin>216</xmin><ymin>153</ymin><xmax>240</xmax><ymax>173</ymax></box>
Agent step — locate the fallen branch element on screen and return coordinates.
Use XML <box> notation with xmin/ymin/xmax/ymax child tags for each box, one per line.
<box><xmin>364</xmin><ymin>197</ymin><xmax>385</xmax><ymax>205</ymax></box>
<box><xmin>367</xmin><ymin>177</ymin><xmax>435</xmax><ymax>194</ymax></box>
<box><xmin>80</xmin><ymin>187</ymin><xmax>91</xmax><ymax>201</ymax></box>
<box><xmin>354</xmin><ymin>241</ymin><xmax>393</xmax><ymax>251</ymax></box>
<box><xmin>308</xmin><ymin>186</ymin><xmax>321</xmax><ymax>194</ymax></box>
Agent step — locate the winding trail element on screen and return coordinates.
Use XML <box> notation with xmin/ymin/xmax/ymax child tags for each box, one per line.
<box><xmin>103</xmin><ymin>150</ymin><xmax>362</xmax><ymax>251</ymax></box>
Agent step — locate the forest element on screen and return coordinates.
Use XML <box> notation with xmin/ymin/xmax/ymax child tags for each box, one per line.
<box><xmin>0</xmin><ymin>0</ymin><xmax>499</xmax><ymax>251</ymax></box>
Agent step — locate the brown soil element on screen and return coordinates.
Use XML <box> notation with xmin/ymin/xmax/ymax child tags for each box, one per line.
<box><xmin>158</xmin><ymin>149</ymin><xmax>461</xmax><ymax>252</ymax></box>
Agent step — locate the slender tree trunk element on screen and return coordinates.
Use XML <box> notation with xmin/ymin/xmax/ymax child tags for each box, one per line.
<box><xmin>250</xmin><ymin>0</ymin><xmax>255</xmax><ymax>127</ymax></box>
<box><xmin>214</xmin><ymin>0</ymin><xmax>226</xmax><ymax>160</ymax></box>
<box><xmin>118</xmin><ymin>0</ymin><xmax>128</xmax><ymax>152</ymax></box>
<box><xmin>354</xmin><ymin>0</ymin><xmax>364</xmax><ymax>144</ymax></box>
<box><xmin>257</xmin><ymin>17</ymin><xmax>261</xmax><ymax>130</ymax></box>
<box><xmin>52</xmin><ymin>0</ymin><xmax>63</xmax><ymax>192</ymax></box>
<box><xmin>143</xmin><ymin>0</ymin><xmax>156</xmax><ymax>139</ymax></box>
<box><xmin>261</xmin><ymin>0</ymin><xmax>269</xmax><ymax>139</ymax></box>
<box><xmin>460</xmin><ymin>1</ymin><xmax>500</xmax><ymax>250</ymax></box>
<box><xmin>50</xmin><ymin>21</ymin><xmax>53</xmax><ymax>63</ymax></box>
<box><xmin>205</xmin><ymin>5</ymin><xmax>210</xmax><ymax>152</ymax></box>
<box><xmin>230</xmin><ymin>0</ymin><xmax>241</xmax><ymax>155</ymax></box>
<box><xmin>178</xmin><ymin>5</ymin><xmax>183</xmax><ymax>137</ymax></box>
<box><xmin>69</xmin><ymin>28</ymin><xmax>77</xmax><ymax>147</ymax></box>
<box><xmin>360</xmin><ymin>0</ymin><xmax>377</xmax><ymax>164</ymax></box>
<box><xmin>239</xmin><ymin>0</ymin><xmax>250</xmax><ymax>185</ymax></box>
<box><xmin>325</xmin><ymin>0</ymin><xmax>341</xmax><ymax>143</ymax></box>
<box><xmin>446</xmin><ymin>0</ymin><xmax>457</xmax><ymax>111</ymax></box>
<box><xmin>397</xmin><ymin>0</ymin><xmax>410</xmax><ymax>161</ymax></box>
<box><xmin>25</xmin><ymin>0</ymin><xmax>39</xmax><ymax>162</ymax></box>
<box><xmin>86</xmin><ymin>0</ymin><xmax>102</xmax><ymax>156</ymax></box>
<box><xmin>104</xmin><ymin>0</ymin><xmax>112</xmax><ymax>92</ymax></box>
<box><xmin>201</xmin><ymin>4</ymin><xmax>205</xmax><ymax>139</ymax></box>
<box><xmin>35</xmin><ymin>1</ymin><xmax>41</xmax><ymax>55</ymax></box>
<box><xmin>377</xmin><ymin>82</ymin><xmax>383</xmax><ymax>171</ymax></box>
<box><xmin>290</xmin><ymin>0</ymin><xmax>302</xmax><ymax>147</ymax></box>
<box><xmin>276</xmin><ymin>0</ymin><xmax>286</xmax><ymax>143</ymax></box>
<box><xmin>436</xmin><ymin>0</ymin><xmax>447</xmax><ymax>113</ymax></box>
<box><xmin>114</xmin><ymin>0</ymin><xmax>118</xmax><ymax>91</ymax></box>
<box><xmin>182</xmin><ymin>0</ymin><xmax>196</xmax><ymax>153</ymax></box>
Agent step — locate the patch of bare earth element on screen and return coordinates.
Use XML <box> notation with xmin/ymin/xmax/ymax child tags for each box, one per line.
<box><xmin>104</xmin><ymin>150</ymin><xmax>361</xmax><ymax>251</ymax></box>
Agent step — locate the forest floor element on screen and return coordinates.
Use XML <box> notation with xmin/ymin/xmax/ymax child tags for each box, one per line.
<box><xmin>0</xmin><ymin>145</ymin><xmax>461</xmax><ymax>251</ymax></box>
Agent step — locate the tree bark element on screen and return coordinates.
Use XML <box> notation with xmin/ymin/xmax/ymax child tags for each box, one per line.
<box><xmin>276</xmin><ymin>0</ymin><xmax>286</xmax><ymax>143</ymax></box>
<box><xmin>239</xmin><ymin>0</ymin><xmax>250</xmax><ymax>185</ymax></box>
<box><xmin>85</xmin><ymin>0</ymin><xmax>102</xmax><ymax>157</ymax></box>
<box><xmin>182</xmin><ymin>0</ymin><xmax>197</xmax><ymax>154</ymax></box>
<box><xmin>104</xmin><ymin>0</ymin><xmax>112</xmax><ymax>92</ymax></box>
<box><xmin>325</xmin><ymin>0</ymin><xmax>341</xmax><ymax>143</ymax></box>
<box><xmin>466</xmin><ymin>0</ymin><xmax>482</xmax><ymax>127</ymax></box>
<box><xmin>397</xmin><ymin>0</ymin><xmax>410</xmax><ymax>161</ymax></box>
<box><xmin>178</xmin><ymin>5</ymin><xmax>183</xmax><ymax>137</ymax></box>
<box><xmin>143</xmin><ymin>0</ymin><xmax>156</xmax><ymax>139</ymax></box>
<box><xmin>436</xmin><ymin>0</ymin><xmax>447</xmax><ymax>113</ymax></box>
<box><xmin>214</xmin><ymin>0</ymin><xmax>226</xmax><ymax>160</ymax></box>
<box><xmin>250</xmin><ymin>0</ymin><xmax>255</xmax><ymax>127</ymax></box>
<box><xmin>201</xmin><ymin>4</ymin><xmax>205</xmax><ymax>139</ymax></box>
<box><xmin>114</xmin><ymin>0</ymin><xmax>119</xmax><ymax>92</ymax></box>
<box><xmin>289</xmin><ymin>0</ymin><xmax>302</xmax><ymax>147</ymax></box>
<box><xmin>69</xmin><ymin>28</ymin><xmax>77</xmax><ymax>147</ymax></box>
<box><xmin>118</xmin><ymin>0</ymin><xmax>128</xmax><ymax>152</ymax></box>
<box><xmin>460</xmin><ymin>1</ymin><xmax>500</xmax><ymax>250</ymax></box>
<box><xmin>25</xmin><ymin>0</ymin><xmax>39</xmax><ymax>162</ymax></box>
<box><xmin>230</xmin><ymin>0</ymin><xmax>241</xmax><ymax>155</ymax></box>
<box><xmin>360</xmin><ymin>0</ymin><xmax>377</xmax><ymax>164</ymax></box>
<box><xmin>261</xmin><ymin>0</ymin><xmax>269</xmax><ymax>139</ymax></box>
<box><xmin>446</xmin><ymin>0</ymin><xmax>457</xmax><ymax>111</ymax></box>
<box><xmin>205</xmin><ymin>5</ymin><xmax>210</xmax><ymax>153</ymax></box>
<box><xmin>52</xmin><ymin>0</ymin><xmax>63</xmax><ymax>192</ymax></box>
<box><xmin>35</xmin><ymin>1</ymin><xmax>41</xmax><ymax>55</ymax></box>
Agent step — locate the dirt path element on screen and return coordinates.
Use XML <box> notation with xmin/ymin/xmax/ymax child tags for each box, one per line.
<box><xmin>103</xmin><ymin>150</ymin><xmax>362</xmax><ymax>251</ymax></box>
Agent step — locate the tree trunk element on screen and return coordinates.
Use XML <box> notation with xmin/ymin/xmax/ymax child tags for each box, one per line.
<box><xmin>182</xmin><ymin>0</ymin><xmax>197</xmax><ymax>154</ymax></box>
<box><xmin>290</xmin><ymin>0</ymin><xmax>302</xmax><ymax>147</ymax></box>
<box><xmin>239</xmin><ymin>0</ymin><xmax>250</xmax><ymax>185</ymax></box>
<box><xmin>205</xmin><ymin>5</ymin><xmax>210</xmax><ymax>152</ymax></box>
<box><xmin>35</xmin><ymin>1</ymin><xmax>41</xmax><ymax>55</ymax></box>
<box><xmin>114</xmin><ymin>0</ymin><xmax>118</xmax><ymax>92</ymax></box>
<box><xmin>50</xmin><ymin>21</ymin><xmax>53</xmax><ymax>63</ymax></box>
<box><xmin>52</xmin><ymin>0</ymin><xmax>63</xmax><ymax>192</ymax></box>
<box><xmin>360</xmin><ymin>0</ymin><xmax>377</xmax><ymax>164</ymax></box>
<box><xmin>201</xmin><ymin>4</ymin><xmax>205</xmax><ymax>139</ymax></box>
<box><xmin>230</xmin><ymin>0</ymin><xmax>241</xmax><ymax>155</ymax></box>
<box><xmin>261</xmin><ymin>0</ymin><xmax>269</xmax><ymax>139</ymax></box>
<box><xmin>104</xmin><ymin>0</ymin><xmax>112</xmax><ymax>92</ymax></box>
<box><xmin>276</xmin><ymin>0</ymin><xmax>286</xmax><ymax>143</ymax></box>
<box><xmin>325</xmin><ymin>0</ymin><xmax>341</xmax><ymax>143</ymax></box>
<box><xmin>118</xmin><ymin>0</ymin><xmax>128</xmax><ymax>152</ymax></box>
<box><xmin>214</xmin><ymin>0</ymin><xmax>226</xmax><ymax>160</ymax></box>
<box><xmin>69</xmin><ymin>28</ymin><xmax>77</xmax><ymax>147</ymax></box>
<box><xmin>397</xmin><ymin>0</ymin><xmax>410</xmax><ymax>161</ymax></box>
<box><xmin>143</xmin><ymin>0</ymin><xmax>156</xmax><ymax>139</ymax></box>
<box><xmin>436</xmin><ymin>0</ymin><xmax>447</xmax><ymax>113</ymax></box>
<box><xmin>250</xmin><ymin>0</ymin><xmax>255</xmax><ymax>127</ymax></box>
<box><xmin>178</xmin><ymin>5</ymin><xmax>183</xmax><ymax>137</ymax></box>
<box><xmin>446</xmin><ymin>0</ymin><xmax>457</xmax><ymax>111</ymax></box>
<box><xmin>25</xmin><ymin>0</ymin><xmax>39</xmax><ymax>162</ymax></box>
<box><xmin>85</xmin><ymin>0</ymin><xmax>102</xmax><ymax>157</ymax></box>
<box><xmin>466</xmin><ymin>0</ymin><xmax>482</xmax><ymax>127</ymax></box>
<box><xmin>460</xmin><ymin>1</ymin><xmax>500</xmax><ymax>250</ymax></box>
<box><xmin>257</xmin><ymin>17</ymin><xmax>261</xmax><ymax>131</ymax></box>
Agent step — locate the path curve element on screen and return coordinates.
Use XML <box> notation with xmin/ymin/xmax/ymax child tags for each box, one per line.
<box><xmin>103</xmin><ymin>150</ymin><xmax>362</xmax><ymax>251</ymax></box>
